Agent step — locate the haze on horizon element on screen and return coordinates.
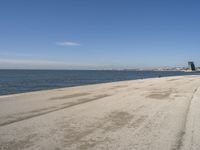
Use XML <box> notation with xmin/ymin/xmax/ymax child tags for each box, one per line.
<box><xmin>0</xmin><ymin>0</ymin><xmax>200</xmax><ymax>69</ymax></box>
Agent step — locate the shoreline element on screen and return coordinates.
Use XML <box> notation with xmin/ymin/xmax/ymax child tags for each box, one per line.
<box><xmin>1</xmin><ymin>70</ymin><xmax>200</xmax><ymax>96</ymax></box>
<box><xmin>1</xmin><ymin>74</ymin><xmax>200</xmax><ymax>98</ymax></box>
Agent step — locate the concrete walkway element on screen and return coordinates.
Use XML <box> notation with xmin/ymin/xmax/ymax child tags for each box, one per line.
<box><xmin>1</xmin><ymin>75</ymin><xmax>200</xmax><ymax>150</ymax></box>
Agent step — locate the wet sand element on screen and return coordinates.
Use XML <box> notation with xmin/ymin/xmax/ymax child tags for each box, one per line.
<box><xmin>1</xmin><ymin>75</ymin><xmax>200</xmax><ymax>150</ymax></box>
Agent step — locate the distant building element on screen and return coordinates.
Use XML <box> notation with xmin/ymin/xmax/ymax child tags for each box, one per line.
<box><xmin>188</xmin><ymin>61</ymin><xmax>196</xmax><ymax>71</ymax></box>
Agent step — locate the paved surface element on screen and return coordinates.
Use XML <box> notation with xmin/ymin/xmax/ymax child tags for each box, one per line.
<box><xmin>1</xmin><ymin>75</ymin><xmax>200</xmax><ymax>150</ymax></box>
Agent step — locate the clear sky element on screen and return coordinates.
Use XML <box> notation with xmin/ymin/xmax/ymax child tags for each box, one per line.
<box><xmin>0</xmin><ymin>0</ymin><xmax>200</xmax><ymax>69</ymax></box>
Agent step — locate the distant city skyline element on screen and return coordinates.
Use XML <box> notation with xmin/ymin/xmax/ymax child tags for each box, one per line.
<box><xmin>0</xmin><ymin>0</ymin><xmax>200</xmax><ymax>69</ymax></box>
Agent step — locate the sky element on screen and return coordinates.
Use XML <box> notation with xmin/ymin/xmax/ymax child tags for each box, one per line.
<box><xmin>0</xmin><ymin>0</ymin><xmax>200</xmax><ymax>69</ymax></box>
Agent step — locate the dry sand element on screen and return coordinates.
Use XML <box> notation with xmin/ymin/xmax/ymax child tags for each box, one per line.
<box><xmin>1</xmin><ymin>75</ymin><xmax>200</xmax><ymax>150</ymax></box>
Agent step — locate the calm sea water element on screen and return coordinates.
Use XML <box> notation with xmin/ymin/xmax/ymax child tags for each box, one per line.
<box><xmin>0</xmin><ymin>70</ymin><xmax>199</xmax><ymax>95</ymax></box>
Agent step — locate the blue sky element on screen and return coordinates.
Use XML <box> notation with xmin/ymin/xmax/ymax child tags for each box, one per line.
<box><xmin>0</xmin><ymin>0</ymin><xmax>200</xmax><ymax>69</ymax></box>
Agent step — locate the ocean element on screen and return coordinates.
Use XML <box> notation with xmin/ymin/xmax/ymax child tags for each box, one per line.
<box><xmin>0</xmin><ymin>69</ymin><xmax>199</xmax><ymax>95</ymax></box>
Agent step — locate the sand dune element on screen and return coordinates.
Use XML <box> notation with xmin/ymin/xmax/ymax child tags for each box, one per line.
<box><xmin>1</xmin><ymin>75</ymin><xmax>200</xmax><ymax>150</ymax></box>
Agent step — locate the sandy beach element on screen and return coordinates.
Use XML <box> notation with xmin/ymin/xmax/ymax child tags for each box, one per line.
<box><xmin>1</xmin><ymin>75</ymin><xmax>200</xmax><ymax>150</ymax></box>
